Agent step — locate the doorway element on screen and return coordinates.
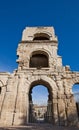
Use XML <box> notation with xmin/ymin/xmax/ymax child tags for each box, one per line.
<box><xmin>29</xmin><ymin>80</ymin><xmax>53</xmax><ymax>123</ymax></box>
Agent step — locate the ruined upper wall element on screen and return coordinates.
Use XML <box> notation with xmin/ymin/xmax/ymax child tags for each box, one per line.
<box><xmin>17</xmin><ymin>26</ymin><xmax>62</xmax><ymax>69</ymax></box>
<box><xmin>22</xmin><ymin>27</ymin><xmax>58</xmax><ymax>41</ymax></box>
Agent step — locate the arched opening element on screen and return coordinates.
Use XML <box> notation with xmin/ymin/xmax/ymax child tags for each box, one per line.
<box><xmin>33</xmin><ymin>33</ymin><xmax>50</xmax><ymax>40</ymax></box>
<box><xmin>72</xmin><ymin>84</ymin><xmax>79</xmax><ymax>120</ymax></box>
<box><xmin>29</xmin><ymin>80</ymin><xmax>53</xmax><ymax>123</ymax></box>
<box><xmin>30</xmin><ymin>51</ymin><xmax>49</xmax><ymax>68</ymax></box>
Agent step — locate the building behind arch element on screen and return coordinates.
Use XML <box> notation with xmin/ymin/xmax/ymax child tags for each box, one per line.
<box><xmin>0</xmin><ymin>26</ymin><xmax>79</xmax><ymax>126</ymax></box>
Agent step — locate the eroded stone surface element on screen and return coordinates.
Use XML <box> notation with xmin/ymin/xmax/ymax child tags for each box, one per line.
<box><xmin>0</xmin><ymin>27</ymin><xmax>79</xmax><ymax>126</ymax></box>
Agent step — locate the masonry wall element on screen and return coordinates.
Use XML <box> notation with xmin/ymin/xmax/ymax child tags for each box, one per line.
<box><xmin>0</xmin><ymin>27</ymin><xmax>79</xmax><ymax>126</ymax></box>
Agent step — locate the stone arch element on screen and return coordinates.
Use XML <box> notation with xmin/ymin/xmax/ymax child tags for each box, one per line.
<box><xmin>26</xmin><ymin>75</ymin><xmax>57</xmax><ymax>94</ymax></box>
<box><xmin>69</xmin><ymin>77</ymin><xmax>79</xmax><ymax>94</ymax></box>
<box><xmin>33</xmin><ymin>32</ymin><xmax>50</xmax><ymax>40</ymax></box>
<box><xmin>29</xmin><ymin>80</ymin><xmax>53</xmax><ymax>97</ymax></box>
<box><xmin>29</xmin><ymin>79</ymin><xmax>53</xmax><ymax>108</ymax></box>
<box><xmin>29</xmin><ymin>48</ymin><xmax>51</xmax><ymax>58</ymax></box>
<box><xmin>29</xmin><ymin>50</ymin><xmax>49</xmax><ymax>68</ymax></box>
<box><xmin>27</xmin><ymin>76</ymin><xmax>57</xmax><ymax>123</ymax></box>
<box><xmin>71</xmin><ymin>78</ymin><xmax>79</xmax><ymax>120</ymax></box>
<box><xmin>29</xmin><ymin>48</ymin><xmax>52</xmax><ymax>68</ymax></box>
<box><xmin>33</xmin><ymin>30</ymin><xmax>52</xmax><ymax>40</ymax></box>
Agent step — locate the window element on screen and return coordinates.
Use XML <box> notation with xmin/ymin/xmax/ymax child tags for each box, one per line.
<box><xmin>33</xmin><ymin>33</ymin><xmax>50</xmax><ymax>40</ymax></box>
<box><xmin>30</xmin><ymin>53</ymin><xmax>48</xmax><ymax>68</ymax></box>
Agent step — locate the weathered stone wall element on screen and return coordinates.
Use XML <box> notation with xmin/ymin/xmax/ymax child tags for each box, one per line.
<box><xmin>0</xmin><ymin>72</ymin><xmax>10</xmax><ymax>121</ymax></box>
<box><xmin>0</xmin><ymin>27</ymin><xmax>79</xmax><ymax>126</ymax></box>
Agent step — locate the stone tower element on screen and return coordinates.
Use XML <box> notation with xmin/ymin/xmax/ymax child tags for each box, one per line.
<box><xmin>0</xmin><ymin>26</ymin><xmax>79</xmax><ymax>126</ymax></box>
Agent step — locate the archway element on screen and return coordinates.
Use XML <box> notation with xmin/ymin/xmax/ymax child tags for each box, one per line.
<box><xmin>72</xmin><ymin>83</ymin><xmax>79</xmax><ymax>120</ymax></box>
<box><xmin>28</xmin><ymin>80</ymin><xmax>53</xmax><ymax>123</ymax></box>
<box><xmin>33</xmin><ymin>33</ymin><xmax>50</xmax><ymax>40</ymax></box>
<box><xmin>29</xmin><ymin>51</ymin><xmax>49</xmax><ymax>68</ymax></box>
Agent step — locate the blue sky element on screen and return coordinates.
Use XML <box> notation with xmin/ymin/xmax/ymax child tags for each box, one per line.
<box><xmin>32</xmin><ymin>85</ymin><xmax>48</xmax><ymax>105</ymax></box>
<box><xmin>0</xmin><ymin>0</ymin><xmax>79</xmax><ymax>102</ymax></box>
<box><xmin>0</xmin><ymin>0</ymin><xmax>79</xmax><ymax>72</ymax></box>
<box><xmin>72</xmin><ymin>84</ymin><xmax>79</xmax><ymax>102</ymax></box>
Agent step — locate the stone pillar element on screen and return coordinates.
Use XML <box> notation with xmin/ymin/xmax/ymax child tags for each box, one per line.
<box><xmin>46</xmin><ymin>101</ymin><xmax>53</xmax><ymax>123</ymax></box>
<box><xmin>26</xmin><ymin>92</ymin><xmax>29</xmax><ymax>124</ymax></box>
<box><xmin>0</xmin><ymin>92</ymin><xmax>16</xmax><ymax>126</ymax></box>
<box><xmin>12</xmin><ymin>74</ymin><xmax>30</xmax><ymax>125</ymax></box>
<box><xmin>13</xmin><ymin>91</ymin><xmax>28</xmax><ymax>125</ymax></box>
<box><xmin>29</xmin><ymin>101</ymin><xmax>34</xmax><ymax>123</ymax></box>
<box><xmin>53</xmin><ymin>99</ymin><xmax>59</xmax><ymax>125</ymax></box>
<box><xmin>52</xmin><ymin>91</ymin><xmax>59</xmax><ymax>125</ymax></box>
<box><xmin>66</xmin><ymin>95</ymin><xmax>78</xmax><ymax>126</ymax></box>
<box><xmin>13</xmin><ymin>74</ymin><xmax>29</xmax><ymax>125</ymax></box>
<box><xmin>0</xmin><ymin>87</ymin><xmax>6</xmax><ymax>117</ymax></box>
<box><xmin>58</xmin><ymin>97</ymin><xmax>67</xmax><ymax>126</ymax></box>
<box><xmin>0</xmin><ymin>76</ymin><xmax>19</xmax><ymax>126</ymax></box>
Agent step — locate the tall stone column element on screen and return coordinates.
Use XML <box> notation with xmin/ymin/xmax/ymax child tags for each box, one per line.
<box><xmin>26</xmin><ymin>92</ymin><xmax>29</xmax><ymax>124</ymax></box>
<box><xmin>13</xmin><ymin>91</ymin><xmax>28</xmax><ymax>125</ymax></box>
<box><xmin>13</xmin><ymin>75</ymin><xmax>29</xmax><ymax>125</ymax></box>
<box><xmin>66</xmin><ymin>95</ymin><xmax>78</xmax><ymax>126</ymax></box>
<box><xmin>46</xmin><ymin>101</ymin><xmax>53</xmax><ymax>123</ymax></box>
<box><xmin>53</xmin><ymin>99</ymin><xmax>59</xmax><ymax>125</ymax></box>
<box><xmin>52</xmin><ymin>92</ymin><xmax>59</xmax><ymax>125</ymax></box>
<box><xmin>0</xmin><ymin>86</ymin><xmax>6</xmax><ymax>118</ymax></box>
<box><xmin>58</xmin><ymin>97</ymin><xmax>67</xmax><ymax>126</ymax></box>
<box><xmin>0</xmin><ymin>75</ymin><xmax>19</xmax><ymax>126</ymax></box>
